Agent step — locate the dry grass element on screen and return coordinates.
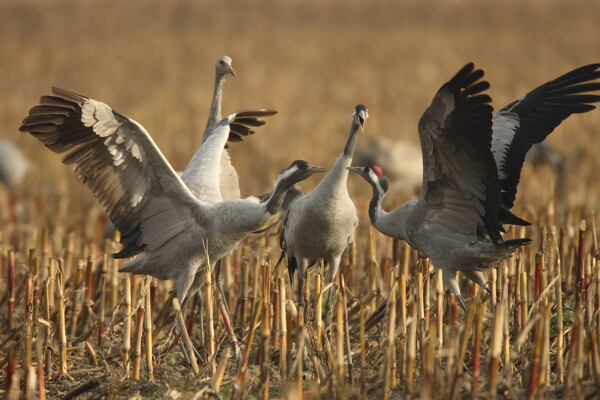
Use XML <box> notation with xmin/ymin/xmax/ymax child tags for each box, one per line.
<box><xmin>1</xmin><ymin>0</ymin><xmax>600</xmax><ymax>398</ymax></box>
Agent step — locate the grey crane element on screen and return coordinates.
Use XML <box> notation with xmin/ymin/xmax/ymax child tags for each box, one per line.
<box><xmin>279</xmin><ymin>104</ymin><xmax>368</xmax><ymax>324</ymax></box>
<box><xmin>19</xmin><ymin>87</ymin><xmax>326</xmax><ymax>343</ymax></box>
<box><xmin>182</xmin><ymin>54</ymin><xmax>244</xmax><ymax>201</ymax></box>
<box><xmin>348</xmin><ymin>62</ymin><xmax>600</xmax><ymax>309</ymax></box>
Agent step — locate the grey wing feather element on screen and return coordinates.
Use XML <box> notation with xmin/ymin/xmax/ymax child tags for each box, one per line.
<box><xmin>20</xmin><ymin>87</ymin><xmax>204</xmax><ymax>258</ymax></box>
<box><xmin>491</xmin><ymin>63</ymin><xmax>600</xmax><ymax>212</ymax></box>
<box><xmin>417</xmin><ymin>63</ymin><xmax>501</xmax><ymax>244</ymax></box>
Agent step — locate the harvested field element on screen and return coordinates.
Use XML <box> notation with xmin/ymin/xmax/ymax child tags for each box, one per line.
<box><xmin>1</xmin><ymin>0</ymin><xmax>600</xmax><ymax>398</ymax></box>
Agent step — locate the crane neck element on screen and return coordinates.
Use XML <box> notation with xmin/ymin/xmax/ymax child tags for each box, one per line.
<box><xmin>264</xmin><ymin>176</ymin><xmax>296</xmax><ymax>215</ymax></box>
<box><xmin>368</xmin><ymin>181</ymin><xmax>386</xmax><ymax>228</ymax></box>
<box><xmin>202</xmin><ymin>72</ymin><xmax>226</xmax><ymax>141</ymax></box>
<box><xmin>315</xmin><ymin>120</ymin><xmax>361</xmax><ymax>195</ymax></box>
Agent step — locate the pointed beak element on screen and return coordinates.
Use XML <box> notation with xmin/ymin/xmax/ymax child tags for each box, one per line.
<box><xmin>226</xmin><ymin>65</ymin><xmax>236</xmax><ymax>77</ymax></box>
<box><xmin>346</xmin><ymin>166</ymin><xmax>363</xmax><ymax>174</ymax></box>
<box><xmin>358</xmin><ymin>110</ymin><xmax>367</xmax><ymax>132</ymax></box>
<box><xmin>307</xmin><ymin>164</ymin><xmax>327</xmax><ymax>174</ymax></box>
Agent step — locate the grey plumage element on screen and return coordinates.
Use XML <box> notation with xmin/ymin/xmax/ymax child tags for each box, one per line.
<box><xmin>349</xmin><ymin>62</ymin><xmax>600</xmax><ymax>309</ymax></box>
<box><xmin>279</xmin><ymin>104</ymin><xmax>368</xmax><ymax>322</ymax></box>
<box><xmin>20</xmin><ymin>87</ymin><xmax>324</xmax><ymax>305</ymax></box>
<box><xmin>183</xmin><ymin>55</ymin><xmax>243</xmax><ymax>201</ymax></box>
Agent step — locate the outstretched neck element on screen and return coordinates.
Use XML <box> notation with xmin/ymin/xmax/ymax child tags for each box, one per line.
<box><xmin>203</xmin><ymin>73</ymin><xmax>225</xmax><ymax>140</ymax></box>
<box><xmin>343</xmin><ymin>120</ymin><xmax>361</xmax><ymax>159</ymax></box>
<box><xmin>368</xmin><ymin>182</ymin><xmax>386</xmax><ymax>228</ymax></box>
<box><xmin>318</xmin><ymin>121</ymin><xmax>361</xmax><ymax>192</ymax></box>
<box><xmin>264</xmin><ymin>177</ymin><xmax>294</xmax><ymax>215</ymax></box>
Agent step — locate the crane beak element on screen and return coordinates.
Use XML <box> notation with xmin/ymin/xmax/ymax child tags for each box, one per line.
<box><xmin>307</xmin><ymin>164</ymin><xmax>327</xmax><ymax>174</ymax></box>
<box><xmin>346</xmin><ymin>166</ymin><xmax>363</xmax><ymax>174</ymax></box>
<box><xmin>226</xmin><ymin>65</ymin><xmax>236</xmax><ymax>77</ymax></box>
<box><xmin>357</xmin><ymin>110</ymin><xmax>368</xmax><ymax>131</ymax></box>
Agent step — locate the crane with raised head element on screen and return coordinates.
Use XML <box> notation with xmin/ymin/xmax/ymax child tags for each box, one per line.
<box><xmin>19</xmin><ymin>87</ymin><xmax>326</xmax><ymax>357</ymax></box>
<box><xmin>279</xmin><ymin>104</ymin><xmax>368</xmax><ymax>325</ymax></box>
<box><xmin>348</xmin><ymin>62</ymin><xmax>600</xmax><ymax>309</ymax></box>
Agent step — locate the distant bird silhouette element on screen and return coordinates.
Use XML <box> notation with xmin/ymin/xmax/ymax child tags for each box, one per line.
<box><xmin>349</xmin><ymin>62</ymin><xmax>600</xmax><ymax>309</ymax></box>
<box><xmin>279</xmin><ymin>104</ymin><xmax>368</xmax><ymax>324</ymax></box>
<box><xmin>0</xmin><ymin>139</ymin><xmax>29</xmax><ymax>220</ymax></box>
<box><xmin>0</xmin><ymin>139</ymin><xmax>29</xmax><ymax>191</ymax></box>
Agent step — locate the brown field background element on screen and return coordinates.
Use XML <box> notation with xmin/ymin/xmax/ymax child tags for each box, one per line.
<box><xmin>2</xmin><ymin>0</ymin><xmax>600</xmax><ymax>227</ymax></box>
<box><xmin>1</xmin><ymin>0</ymin><xmax>600</xmax><ymax>398</ymax></box>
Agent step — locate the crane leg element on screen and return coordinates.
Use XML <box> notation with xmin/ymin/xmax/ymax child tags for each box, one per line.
<box><xmin>442</xmin><ymin>269</ymin><xmax>467</xmax><ymax>311</ymax></box>
<box><xmin>215</xmin><ymin>258</ymin><xmax>241</xmax><ymax>361</ymax></box>
<box><xmin>172</xmin><ymin>297</ymin><xmax>205</xmax><ymax>366</ymax></box>
<box><xmin>324</xmin><ymin>256</ymin><xmax>342</xmax><ymax>328</ymax></box>
<box><xmin>462</xmin><ymin>270</ymin><xmax>495</xmax><ymax>298</ymax></box>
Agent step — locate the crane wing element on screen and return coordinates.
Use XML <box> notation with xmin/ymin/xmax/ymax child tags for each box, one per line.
<box><xmin>417</xmin><ymin>63</ymin><xmax>503</xmax><ymax>244</ymax></box>
<box><xmin>181</xmin><ymin>110</ymin><xmax>277</xmax><ymax>203</ymax></box>
<box><xmin>491</xmin><ymin>63</ymin><xmax>600</xmax><ymax>212</ymax></box>
<box><xmin>20</xmin><ymin>87</ymin><xmax>205</xmax><ymax>258</ymax></box>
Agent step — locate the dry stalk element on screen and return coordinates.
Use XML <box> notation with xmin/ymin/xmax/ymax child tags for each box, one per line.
<box><xmin>239</xmin><ymin>257</ymin><xmax>250</xmax><ymax>330</ymax></box>
<box><xmin>436</xmin><ymin>269</ymin><xmax>443</xmax><ymax>349</ymax></box>
<box><xmin>538</xmin><ymin>306</ymin><xmax>551</xmax><ymax>389</ymax></box>
<box><xmin>279</xmin><ymin>274</ymin><xmax>287</xmax><ymax>380</ymax></box>
<box><xmin>340</xmin><ymin>273</ymin><xmax>354</xmax><ymax>386</ymax></box>
<box><xmin>520</xmin><ymin>269</ymin><xmax>528</xmax><ymax>327</ymax></box>
<box><xmin>122</xmin><ymin>274</ymin><xmax>131</xmax><ymax>378</ymax></box>
<box><xmin>315</xmin><ymin>265</ymin><xmax>323</xmax><ymax>349</ymax></box>
<box><xmin>56</xmin><ymin>266</ymin><xmax>67</xmax><ymax>375</ymax></box>
<box><xmin>144</xmin><ymin>286</ymin><xmax>154</xmax><ymax>380</ymax></box>
<box><xmin>232</xmin><ymin>298</ymin><xmax>263</xmax><ymax>400</ymax></box>
<box><xmin>369</xmin><ymin>226</ymin><xmax>377</xmax><ymax>312</ymax></box>
<box><xmin>489</xmin><ymin>303</ymin><xmax>504</xmax><ymax>400</ymax></box>
<box><xmin>360</xmin><ymin>301</ymin><xmax>366</xmax><ymax>400</ymax></box>
<box><xmin>133</xmin><ymin>282</ymin><xmax>145</xmax><ymax>380</ymax></box>
<box><xmin>589</xmin><ymin>331</ymin><xmax>600</xmax><ymax>399</ymax></box>
<box><xmin>205</xmin><ymin>257</ymin><xmax>216</xmax><ymax>375</ymax></box>
<box><xmin>472</xmin><ymin>301</ymin><xmax>484</xmax><ymax>399</ymax></box>
<box><xmin>383</xmin><ymin>278</ymin><xmax>397</xmax><ymax>399</ymax></box>
<box><xmin>70</xmin><ymin>259</ymin><xmax>84</xmax><ymax>339</ymax></box>
<box><xmin>272</xmin><ymin>259</ymin><xmax>280</xmax><ymax>349</ymax></box>
<box><xmin>251</xmin><ymin>256</ymin><xmax>261</xmax><ymax>321</ymax></box>
<box><xmin>7</xmin><ymin>250</ymin><xmax>15</xmax><ymax>330</ymax></box>
<box><xmin>406</xmin><ymin>302</ymin><xmax>417</xmax><ymax>394</ymax></box>
<box><xmin>576</xmin><ymin>220</ymin><xmax>586</xmax><ymax>308</ymax></box>
<box><xmin>259</xmin><ymin>299</ymin><xmax>271</xmax><ymax>400</ymax></box>
<box><xmin>527</xmin><ymin>312</ymin><xmax>543</xmax><ymax>399</ymax></box>
<box><xmin>211</xmin><ymin>347</ymin><xmax>231</xmax><ymax>393</ymax></box>
<box><xmin>335</xmin><ymin>297</ymin><xmax>345</xmax><ymax>400</ymax></box>
<box><xmin>84</xmin><ymin>341</ymin><xmax>98</xmax><ymax>366</ymax></box>
<box><xmin>173</xmin><ymin>297</ymin><xmax>199</xmax><ymax>374</ymax></box>
<box><xmin>98</xmin><ymin>254</ymin><xmax>107</xmax><ymax>346</ymax></box>
<box><xmin>562</xmin><ymin>310</ymin><xmax>581</xmax><ymax>400</ymax></box>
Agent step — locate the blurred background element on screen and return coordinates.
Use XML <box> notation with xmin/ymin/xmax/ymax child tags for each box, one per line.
<box><xmin>1</xmin><ymin>0</ymin><xmax>599</xmax><ymax>240</ymax></box>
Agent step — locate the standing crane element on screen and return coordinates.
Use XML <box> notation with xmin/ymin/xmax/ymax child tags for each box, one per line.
<box><xmin>19</xmin><ymin>87</ymin><xmax>326</xmax><ymax>354</ymax></box>
<box><xmin>279</xmin><ymin>104</ymin><xmax>368</xmax><ymax>324</ymax></box>
<box><xmin>348</xmin><ymin>62</ymin><xmax>600</xmax><ymax>309</ymax></box>
<box><xmin>182</xmin><ymin>54</ymin><xmax>244</xmax><ymax>201</ymax></box>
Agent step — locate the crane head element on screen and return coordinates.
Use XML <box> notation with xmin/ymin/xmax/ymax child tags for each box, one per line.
<box><xmin>347</xmin><ymin>165</ymin><xmax>389</xmax><ymax>194</ymax></box>
<box><xmin>279</xmin><ymin>160</ymin><xmax>327</xmax><ymax>184</ymax></box>
<box><xmin>353</xmin><ymin>104</ymin><xmax>369</xmax><ymax>131</ymax></box>
<box><xmin>216</xmin><ymin>55</ymin><xmax>236</xmax><ymax>77</ymax></box>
